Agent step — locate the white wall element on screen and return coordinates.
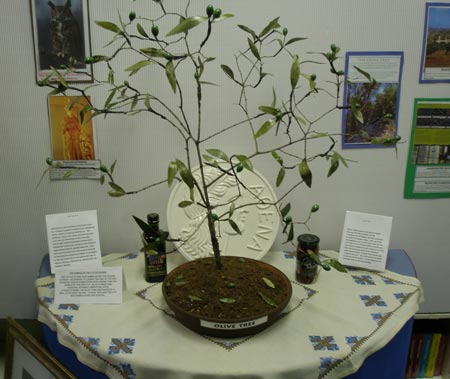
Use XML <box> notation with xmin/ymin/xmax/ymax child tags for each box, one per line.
<box><xmin>0</xmin><ymin>0</ymin><xmax>448</xmax><ymax>317</ymax></box>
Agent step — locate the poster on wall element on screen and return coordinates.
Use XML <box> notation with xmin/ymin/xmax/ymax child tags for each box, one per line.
<box><xmin>420</xmin><ymin>3</ymin><xmax>450</xmax><ymax>83</ymax></box>
<box><xmin>48</xmin><ymin>95</ymin><xmax>100</xmax><ymax>179</ymax></box>
<box><xmin>404</xmin><ymin>98</ymin><xmax>450</xmax><ymax>198</ymax></box>
<box><xmin>341</xmin><ymin>52</ymin><xmax>404</xmax><ymax>149</ymax></box>
<box><xmin>30</xmin><ymin>0</ymin><xmax>92</xmax><ymax>83</ymax></box>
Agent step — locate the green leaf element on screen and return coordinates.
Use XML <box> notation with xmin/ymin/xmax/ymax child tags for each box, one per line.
<box><xmin>108</xmin><ymin>189</ymin><xmax>126</xmax><ymax>197</ymax></box>
<box><xmin>165</xmin><ymin>16</ymin><xmax>208</xmax><ymax>37</ymax></box>
<box><xmin>220</xmin><ymin>64</ymin><xmax>234</xmax><ymax>80</ymax></box>
<box><xmin>287</xmin><ymin>223</ymin><xmax>294</xmax><ymax>241</ymax></box>
<box><xmin>307</xmin><ymin>249</ymin><xmax>322</xmax><ymax>265</ymax></box>
<box><xmin>258</xmin><ymin>292</ymin><xmax>277</xmax><ymax>307</ymax></box>
<box><xmin>299</xmin><ymin>160</ymin><xmax>312</xmax><ymax>188</ymax></box>
<box><xmin>271</xmin><ymin>87</ymin><xmax>277</xmax><ymax>107</ymax></box>
<box><xmin>130</xmin><ymin>96</ymin><xmax>138</xmax><ymax>111</ymax></box>
<box><xmin>175</xmin><ymin>160</ymin><xmax>195</xmax><ymax>189</ymax></box>
<box><xmin>280</xmin><ymin>203</ymin><xmax>291</xmax><ymax>218</ymax></box>
<box><xmin>212</xmin><ymin>13</ymin><xmax>234</xmax><ymax>22</ymax></box>
<box><xmin>178</xmin><ymin>201</ymin><xmax>193</xmax><ymax>208</ymax></box>
<box><xmin>353</xmin><ymin>65</ymin><xmax>372</xmax><ymax>82</ymax></box>
<box><xmin>188</xmin><ymin>295</ymin><xmax>203</xmax><ymax>301</ymax></box>
<box><xmin>327</xmin><ymin>154</ymin><xmax>339</xmax><ymax>178</ymax></box>
<box><xmin>140</xmin><ymin>48</ymin><xmax>167</xmax><ymax>58</ymax></box>
<box><xmin>219</xmin><ymin>298</ymin><xmax>236</xmax><ymax>304</ymax></box>
<box><xmin>132</xmin><ymin>215</ymin><xmax>155</xmax><ymax>235</ymax></box>
<box><xmin>285</xmin><ymin>37</ymin><xmax>307</xmax><ymax>46</ymax></box>
<box><xmin>276</xmin><ymin>167</ymin><xmax>285</xmax><ymax>187</ymax></box>
<box><xmin>206</xmin><ymin>149</ymin><xmax>229</xmax><ymax>162</ymax></box>
<box><xmin>351</xmin><ymin>109</ymin><xmax>364</xmax><ymax>124</ymax></box>
<box><xmin>95</xmin><ymin>21</ymin><xmax>121</xmax><ymax>33</ymax></box>
<box><xmin>326</xmin><ymin>259</ymin><xmax>348</xmax><ymax>273</ymax></box>
<box><xmin>248</xmin><ymin>38</ymin><xmax>260</xmax><ymax>60</ymax></box>
<box><xmin>228</xmin><ymin>219</ymin><xmax>242</xmax><ymax>235</ymax></box>
<box><xmin>50</xmin><ymin>66</ymin><xmax>67</xmax><ymax>88</ymax></box>
<box><xmin>259</xmin><ymin>17</ymin><xmax>280</xmax><ymax>38</ymax></box>
<box><xmin>262</xmin><ymin>277</ymin><xmax>275</xmax><ymax>289</ymax></box>
<box><xmin>271</xmin><ymin>151</ymin><xmax>283</xmax><ymax>166</ymax></box>
<box><xmin>104</xmin><ymin>89</ymin><xmax>117</xmax><ymax>108</ymax></box>
<box><xmin>125</xmin><ymin>60</ymin><xmax>154</xmax><ymax>75</ymax></box>
<box><xmin>165</xmin><ymin>60</ymin><xmax>177</xmax><ymax>93</ymax></box>
<box><xmin>167</xmin><ymin>161</ymin><xmax>178</xmax><ymax>187</ymax></box>
<box><xmin>255</xmin><ymin>119</ymin><xmax>275</xmax><ymax>138</ymax></box>
<box><xmin>63</xmin><ymin>168</ymin><xmax>78</xmax><ymax>178</ymax></box>
<box><xmin>258</xmin><ymin>106</ymin><xmax>278</xmax><ymax>116</ymax></box>
<box><xmin>236</xmin><ymin>155</ymin><xmax>253</xmax><ymax>171</ymax></box>
<box><xmin>144</xmin><ymin>95</ymin><xmax>151</xmax><ymax>110</ymax></box>
<box><xmin>238</xmin><ymin>24</ymin><xmax>257</xmax><ymax>40</ymax></box>
<box><xmin>290</xmin><ymin>55</ymin><xmax>300</xmax><ymax>89</ymax></box>
<box><xmin>137</xmin><ymin>23</ymin><xmax>149</xmax><ymax>38</ymax></box>
<box><xmin>229</xmin><ymin>203</ymin><xmax>236</xmax><ymax>217</ymax></box>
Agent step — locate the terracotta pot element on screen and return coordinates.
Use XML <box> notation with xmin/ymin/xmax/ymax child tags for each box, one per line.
<box><xmin>162</xmin><ymin>256</ymin><xmax>292</xmax><ymax>338</ymax></box>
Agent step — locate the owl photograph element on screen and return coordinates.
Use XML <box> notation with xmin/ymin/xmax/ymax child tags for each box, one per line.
<box><xmin>31</xmin><ymin>0</ymin><xmax>92</xmax><ymax>82</ymax></box>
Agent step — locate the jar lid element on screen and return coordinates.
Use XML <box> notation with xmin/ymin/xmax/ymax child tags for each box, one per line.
<box><xmin>297</xmin><ymin>233</ymin><xmax>320</xmax><ymax>247</ymax></box>
<box><xmin>147</xmin><ymin>213</ymin><xmax>159</xmax><ymax>224</ymax></box>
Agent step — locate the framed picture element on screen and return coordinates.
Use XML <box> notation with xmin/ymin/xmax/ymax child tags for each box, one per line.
<box><xmin>29</xmin><ymin>0</ymin><xmax>93</xmax><ymax>83</ymax></box>
<box><xmin>419</xmin><ymin>3</ymin><xmax>450</xmax><ymax>83</ymax></box>
<box><xmin>341</xmin><ymin>51</ymin><xmax>404</xmax><ymax>148</ymax></box>
<box><xmin>4</xmin><ymin>317</ymin><xmax>76</xmax><ymax>379</ymax></box>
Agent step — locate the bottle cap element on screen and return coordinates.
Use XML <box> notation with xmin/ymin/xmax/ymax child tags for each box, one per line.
<box><xmin>297</xmin><ymin>234</ymin><xmax>320</xmax><ymax>248</ymax></box>
<box><xmin>147</xmin><ymin>213</ymin><xmax>159</xmax><ymax>224</ymax></box>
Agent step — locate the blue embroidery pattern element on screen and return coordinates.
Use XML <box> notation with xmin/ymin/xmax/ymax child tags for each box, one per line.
<box><xmin>56</xmin><ymin>314</ymin><xmax>73</xmax><ymax>327</ymax></box>
<box><xmin>108</xmin><ymin>338</ymin><xmax>135</xmax><ymax>355</ymax></box>
<box><xmin>360</xmin><ymin>295</ymin><xmax>386</xmax><ymax>307</ymax></box>
<box><xmin>80</xmin><ymin>337</ymin><xmax>100</xmax><ymax>351</ymax></box>
<box><xmin>319</xmin><ymin>357</ymin><xmax>340</xmax><ymax>375</ymax></box>
<box><xmin>352</xmin><ymin>275</ymin><xmax>375</xmax><ymax>285</ymax></box>
<box><xmin>345</xmin><ymin>336</ymin><xmax>365</xmax><ymax>349</ymax></box>
<box><xmin>309</xmin><ymin>336</ymin><xmax>339</xmax><ymax>351</ymax></box>
<box><xmin>284</xmin><ymin>251</ymin><xmax>295</xmax><ymax>259</ymax></box>
<box><xmin>116</xmin><ymin>363</ymin><xmax>136</xmax><ymax>379</ymax></box>
<box><xmin>40</xmin><ymin>296</ymin><xmax>54</xmax><ymax>307</ymax></box>
<box><xmin>136</xmin><ymin>289</ymin><xmax>147</xmax><ymax>300</ymax></box>
<box><xmin>371</xmin><ymin>312</ymin><xmax>390</xmax><ymax>326</ymax></box>
<box><xmin>382</xmin><ymin>277</ymin><xmax>397</xmax><ymax>285</ymax></box>
<box><xmin>58</xmin><ymin>304</ymin><xmax>80</xmax><ymax>310</ymax></box>
<box><xmin>394</xmin><ymin>292</ymin><xmax>409</xmax><ymax>303</ymax></box>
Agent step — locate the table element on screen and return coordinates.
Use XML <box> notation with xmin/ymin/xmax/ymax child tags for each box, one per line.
<box><xmin>36</xmin><ymin>250</ymin><xmax>423</xmax><ymax>379</ymax></box>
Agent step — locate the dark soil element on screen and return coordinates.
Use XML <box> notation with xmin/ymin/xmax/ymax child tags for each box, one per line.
<box><xmin>163</xmin><ymin>256</ymin><xmax>291</xmax><ymax>320</ymax></box>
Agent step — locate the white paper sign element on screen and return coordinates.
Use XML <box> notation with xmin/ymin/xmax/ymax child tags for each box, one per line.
<box><xmin>338</xmin><ymin>211</ymin><xmax>393</xmax><ymax>272</ymax></box>
<box><xmin>55</xmin><ymin>267</ymin><xmax>122</xmax><ymax>304</ymax></box>
<box><xmin>46</xmin><ymin>210</ymin><xmax>102</xmax><ymax>273</ymax></box>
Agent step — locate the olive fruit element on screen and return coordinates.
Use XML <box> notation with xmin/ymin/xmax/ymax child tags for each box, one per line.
<box><xmin>311</xmin><ymin>204</ymin><xmax>320</xmax><ymax>213</ymax></box>
<box><xmin>206</xmin><ymin>4</ymin><xmax>214</xmax><ymax>17</ymax></box>
<box><xmin>128</xmin><ymin>11</ymin><xmax>136</xmax><ymax>22</ymax></box>
<box><xmin>151</xmin><ymin>24</ymin><xmax>159</xmax><ymax>38</ymax></box>
<box><xmin>213</xmin><ymin>8</ymin><xmax>222</xmax><ymax>19</ymax></box>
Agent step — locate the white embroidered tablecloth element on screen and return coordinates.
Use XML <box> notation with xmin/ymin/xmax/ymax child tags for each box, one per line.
<box><xmin>36</xmin><ymin>251</ymin><xmax>423</xmax><ymax>379</ymax></box>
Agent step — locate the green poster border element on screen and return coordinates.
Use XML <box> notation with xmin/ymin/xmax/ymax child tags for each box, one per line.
<box><xmin>404</xmin><ymin>98</ymin><xmax>450</xmax><ymax>199</ymax></box>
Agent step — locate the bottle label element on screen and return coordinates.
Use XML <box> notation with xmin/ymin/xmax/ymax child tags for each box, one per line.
<box><xmin>146</xmin><ymin>254</ymin><xmax>167</xmax><ymax>277</ymax></box>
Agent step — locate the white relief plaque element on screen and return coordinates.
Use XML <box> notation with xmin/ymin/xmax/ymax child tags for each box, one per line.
<box><xmin>167</xmin><ymin>165</ymin><xmax>279</xmax><ymax>260</ymax></box>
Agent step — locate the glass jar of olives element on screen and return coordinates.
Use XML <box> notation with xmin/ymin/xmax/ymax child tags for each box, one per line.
<box><xmin>296</xmin><ymin>234</ymin><xmax>320</xmax><ymax>284</ymax></box>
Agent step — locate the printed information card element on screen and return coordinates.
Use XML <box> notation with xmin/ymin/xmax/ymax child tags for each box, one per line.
<box><xmin>338</xmin><ymin>211</ymin><xmax>393</xmax><ymax>272</ymax></box>
<box><xmin>46</xmin><ymin>210</ymin><xmax>102</xmax><ymax>274</ymax></box>
<box><xmin>54</xmin><ymin>267</ymin><xmax>123</xmax><ymax>304</ymax></box>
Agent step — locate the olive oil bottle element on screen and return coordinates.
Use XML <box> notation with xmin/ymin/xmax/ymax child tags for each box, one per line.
<box><xmin>142</xmin><ymin>213</ymin><xmax>167</xmax><ymax>283</ymax></box>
